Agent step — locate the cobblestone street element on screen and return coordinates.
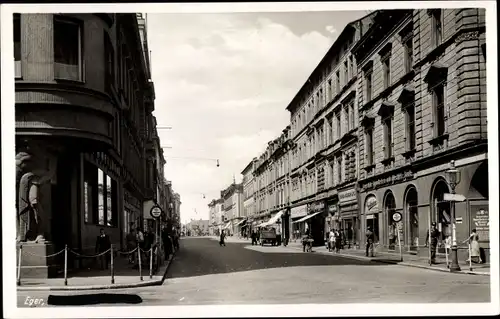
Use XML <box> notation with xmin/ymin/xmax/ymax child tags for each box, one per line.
<box><xmin>18</xmin><ymin>237</ymin><xmax>490</xmax><ymax>307</ymax></box>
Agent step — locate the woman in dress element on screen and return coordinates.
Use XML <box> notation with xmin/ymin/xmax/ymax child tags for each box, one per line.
<box><xmin>328</xmin><ymin>229</ymin><xmax>335</xmax><ymax>252</ymax></box>
<box><xmin>463</xmin><ymin>229</ymin><xmax>482</xmax><ymax>263</ymax></box>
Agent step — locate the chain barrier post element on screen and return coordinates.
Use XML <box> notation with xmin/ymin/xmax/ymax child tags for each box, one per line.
<box><xmin>149</xmin><ymin>247</ymin><xmax>153</xmax><ymax>279</ymax></box>
<box><xmin>17</xmin><ymin>245</ymin><xmax>22</xmax><ymax>286</ymax></box>
<box><xmin>111</xmin><ymin>245</ymin><xmax>115</xmax><ymax>284</ymax></box>
<box><xmin>138</xmin><ymin>246</ymin><xmax>143</xmax><ymax>281</ymax></box>
<box><xmin>64</xmin><ymin>245</ymin><xmax>68</xmax><ymax>286</ymax></box>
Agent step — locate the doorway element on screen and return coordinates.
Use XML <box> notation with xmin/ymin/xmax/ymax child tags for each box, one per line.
<box><xmin>366</xmin><ymin>214</ymin><xmax>379</xmax><ymax>244</ymax></box>
<box><xmin>405</xmin><ymin>187</ymin><xmax>419</xmax><ymax>251</ymax></box>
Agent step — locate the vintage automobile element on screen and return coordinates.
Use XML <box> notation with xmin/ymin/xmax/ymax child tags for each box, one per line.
<box><xmin>260</xmin><ymin>227</ymin><xmax>278</xmax><ymax>246</ymax></box>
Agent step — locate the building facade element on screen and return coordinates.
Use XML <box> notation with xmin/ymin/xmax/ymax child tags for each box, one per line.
<box><xmin>14</xmin><ymin>13</ymin><xmax>161</xmax><ymax>276</ymax></box>
<box><xmin>208</xmin><ymin>198</ymin><xmax>224</xmax><ymax>236</ymax></box>
<box><xmin>221</xmin><ymin>183</ymin><xmax>243</xmax><ymax>236</ymax></box>
<box><xmin>353</xmin><ymin>8</ymin><xmax>488</xmax><ymax>260</ymax></box>
<box><xmin>285</xmin><ymin>13</ymin><xmax>374</xmax><ymax>246</ymax></box>
<box><xmin>241</xmin><ymin>158</ymin><xmax>257</xmax><ymax>234</ymax></box>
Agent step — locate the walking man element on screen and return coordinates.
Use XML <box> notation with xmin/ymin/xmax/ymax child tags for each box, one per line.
<box><xmin>95</xmin><ymin>228</ymin><xmax>111</xmax><ymax>270</ymax></box>
<box><xmin>126</xmin><ymin>229</ymin><xmax>137</xmax><ymax>264</ymax></box>
<box><xmin>426</xmin><ymin>222</ymin><xmax>440</xmax><ymax>264</ymax></box>
<box><xmin>220</xmin><ymin>230</ymin><xmax>226</xmax><ymax>246</ymax></box>
<box><xmin>365</xmin><ymin>226</ymin><xmax>374</xmax><ymax>257</ymax></box>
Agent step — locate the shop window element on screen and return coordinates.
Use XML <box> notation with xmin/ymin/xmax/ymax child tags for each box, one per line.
<box><xmin>14</xmin><ymin>14</ymin><xmax>21</xmax><ymax>78</ymax></box>
<box><xmin>98</xmin><ymin>169</ymin><xmax>105</xmax><ymax>225</ymax></box>
<box><xmin>54</xmin><ymin>16</ymin><xmax>82</xmax><ymax>81</ymax></box>
<box><xmin>405</xmin><ymin>187</ymin><xmax>419</xmax><ymax>251</ymax></box>
<box><xmin>432</xmin><ymin>180</ymin><xmax>452</xmax><ymax>245</ymax></box>
<box><xmin>384</xmin><ymin>192</ymin><xmax>397</xmax><ymax>250</ymax></box>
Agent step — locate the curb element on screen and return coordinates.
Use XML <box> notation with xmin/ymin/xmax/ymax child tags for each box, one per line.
<box><xmin>17</xmin><ymin>251</ymin><xmax>177</xmax><ymax>291</ymax></box>
<box><xmin>287</xmin><ymin>245</ymin><xmax>490</xmax><ymax>277</ymax></box>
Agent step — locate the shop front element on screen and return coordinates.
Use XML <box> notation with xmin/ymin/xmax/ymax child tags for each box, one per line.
<box><xmin>308</xmin><ymin>200</ymin><xmax>327</xmax><ymax>246</ymax></box>
<box><xmin>338</xmin><ymin>187</ymin><xmax>360</xmax><ymax>248</ymax></box>
<box><xmin>290</xmin><ymin>204</ymin><xmax>308</xmax><ymax>239</ymax></box>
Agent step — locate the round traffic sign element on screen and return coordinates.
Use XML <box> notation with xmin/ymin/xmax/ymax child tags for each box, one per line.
<box><xmin>392</xmin><ymin>212</ymin><xmax>402</xmax><ymax>222</ymax></box>
<box><xmin>150</xmin><ymin>205</ymin><xmax>162</xmax><ymax>219</ymax></box>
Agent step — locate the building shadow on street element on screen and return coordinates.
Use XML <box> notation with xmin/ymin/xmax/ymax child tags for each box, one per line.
<box><xmin>166</xmin><ymin>238</ymin><xmax>399</xmax><ymax>279</ymax></box>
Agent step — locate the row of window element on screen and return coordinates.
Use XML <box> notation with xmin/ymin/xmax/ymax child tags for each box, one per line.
<box><xmin>291</xmin><ymin>96</ymin><xmax>355</xmax><ymax>170</ymax></box>
<box><xmin>291</xmin><ymin>53</ymin><xmax>357</xmax><ymax>139</ymax></box>
<box><xmin>255</xmin><ymin>185</ymin><xmax>287</xmax><ymax>214</ymax></box>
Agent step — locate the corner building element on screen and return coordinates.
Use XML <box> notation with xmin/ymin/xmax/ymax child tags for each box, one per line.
<box><xmin>353</xmin><ymin>9</ymin><xmax>488</xmax><ymax>260</ymax></box>
<box><xmin>15</xmin><ymin>13</ymin><xmax>156</xmax><ymax>275</ymax></box>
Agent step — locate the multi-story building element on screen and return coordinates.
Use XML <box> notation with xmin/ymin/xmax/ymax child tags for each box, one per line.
<box><xmin>208</xmin><ymin>198</ymin><xmax>224</xmax><ymax>236</ymax></box>
<box><xmin>285</xmin><ymin>13</ymin><xmax>374</xmax><ymax>246</ymax></box>
<box><xmin>187</xmin><ymin>219</ymin><xmax>209</xmax><ymax>236</ymax></box>
<box><xmin>353</xmin><ymin>9</ymin><xmax>488</xmax><ymax>260</ymax></box>
<box><xmin>14</xmin><ymin>13</ymin><xmax>157</xmax><ymax>277</ymax></box>
<box><xmin>252</xmin><ymin>127</ymin><xmax>293</xmax><ymax>239</ymax></box>
<box><xmin>221</xmin><ymin>183</ymin><xmax>243</xmax><ymax>236</ymax></box>
<box><xmin>172</xmin><ymin>192</ymin><xmax>181</xmax><ymax>229</ymax></box>
<box><xmin>241</xmin><ymin>158</ymin><xmax>257</xmax><ymax>233</ymax></box>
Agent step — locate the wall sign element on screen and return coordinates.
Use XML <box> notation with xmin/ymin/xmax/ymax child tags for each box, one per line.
<box><xmin>339</xmin><ymin>189</ymin><xmax>357</xmax><ymax>204</ymax></box>
<box><xmin>365</xmin><ymin>195</ymin><xmax>379</xmax><ymax>214</ymax></box>
<box><xmin>291</xmin><ymin>205</ymin><xmax>307</xmax><ymax>219</ymax></box>
<box><xmin>361</xmin><ymin>170</ymin><xmax>413</xmax><ymax>191</ymax></box>
<box><xmin>470</xmin><ymin>205</ymin><xmax>489</xmax><ymax>243</ymax></box>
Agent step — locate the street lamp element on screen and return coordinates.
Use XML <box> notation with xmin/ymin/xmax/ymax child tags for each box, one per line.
<box><xmin>445</xmin><ymin>160</ymin><xmax>462</xmax><ymax>272</ymax></box>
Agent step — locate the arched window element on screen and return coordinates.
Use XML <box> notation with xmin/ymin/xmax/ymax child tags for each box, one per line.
<box><xmin>431</xmin><ymin>179</ymin><xmax>451</xmax><ymax>243</ymax></box>
<box><xmin>384</xmin><ymin>192</ymin><xmax>397</xmax><ymax>249</ymax></box>
<box><xmin>405</xmin><ymin>187</ymin><xmax>419</xmax><ymax>250</ymax></box>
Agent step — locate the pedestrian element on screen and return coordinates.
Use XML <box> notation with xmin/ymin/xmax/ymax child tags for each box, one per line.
<box><xmin>464</xmin><ymin>229</ymin><xmax>483</xmax><ymax>264</ymax></box>
<box><xmin>95</xmin><ymin>228</ymin><xmax>111</xmax><ymax>270</ymax></box>
<box><xmin>136</xmin><ymin>227</ymin><xmax>145</xmax><ymax>264</ymax></box>
<box><xmin>126</xmin><ymin>229</ymin><xmax>137</xmax><ymax>264</ymax></box>
<box><xmin>365</xmin><ymin>226</ymin><xmax>374</xmax><ymax>257</ymax></box>
<box><xmin>334</xmin><ymin>229</ymin><xmax>341</xmax><ymax>253</ymax></box>
<box><xmin>220</xmin><ymin>230</ymin><xmax>226</xmax><ymax>246</ymax></box>
<box><xmin>251</xmin><ymin>230</ymin><xmax>258</xmax><ymax>245</ymax></box>
<box><xmin>340</xmin><ymin>229</ymin><xmax>346</xmax><ymax>250</ymax></box>
<box><xmin>425</xmin><ymin>222</ymin><xmax>439</xmax><ymax>264</ymax></box>
<box><xmin>161</xmin><ymin>226</ymin><xmax>171</xmax><ymax>260</ymax></box>
<box><xmin>328</xmin><ymin>228</ymin><xmax>335</xmax><ymax>252</ymax></box>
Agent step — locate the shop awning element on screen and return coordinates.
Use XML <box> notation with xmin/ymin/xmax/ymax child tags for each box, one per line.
<box><xmin>260</xmin><ymin>211</ymin><xmax>283</xmax><ymax>227</ymax></box>
<box><xmin>292</xmin><ymin>211</ymin><xmax>322</xmax><ymax>223</ymax></box>
<box><xmin>223</xmin><ymin>222</ymin><xmax>232</xmax><ymax>229</ymax></box>
<box><xmin>235</xmin><ymin>219</ymin><xmax>247</xmax><ymax>226</ymax></box>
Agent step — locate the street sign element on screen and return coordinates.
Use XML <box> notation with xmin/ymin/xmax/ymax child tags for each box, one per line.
<box><xmin>150</xmin><ymin>205</ymin><xmax>163</xmax><ymax>219</ymax></box>
<box><xmin>392</xmin><ymin>212</ymin><xmax>402</xmax><ymax>222</ymax></box>
<box><xmin>443</xmin><ymin>193</ymin><xmax>466</xmax><ymax>202</ymax></box>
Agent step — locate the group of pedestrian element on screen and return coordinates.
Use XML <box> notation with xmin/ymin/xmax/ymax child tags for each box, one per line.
<box><xmin>328</xmin><ymin>228</ymin><xmax>346</xmax><ymax>253</ymax></box>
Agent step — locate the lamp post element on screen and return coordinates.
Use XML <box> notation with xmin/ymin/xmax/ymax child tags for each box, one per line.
<box><xmin>445</xmin><ymin>160</ymin><xmax>461</xmax><ymax>272</ymax></box>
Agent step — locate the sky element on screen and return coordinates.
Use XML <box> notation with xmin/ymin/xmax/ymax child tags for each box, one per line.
<box><xmin>147</xmin><ymin>11</ymin><xmax>367</xmax><ymax>224</ymax></box>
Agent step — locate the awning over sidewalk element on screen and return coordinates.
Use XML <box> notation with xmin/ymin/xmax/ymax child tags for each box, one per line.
<box><xmin>223</xmin><ymin>222</ymin><xmax>232</xmax><ymax>229</ymax></box>
<box><xmin>292</xmin><ymin>211</ymin><xmax>322</xmax><ymax>223</ymax></box>
<box><xmin>235</xmin><ymin>219</ymin><xmax>247</xmax><ymax>226</ymax></box>
<box><xmin>259</xmin><ymin>211</ymin><xmax>284</xmax><ymax>228</ymax></box>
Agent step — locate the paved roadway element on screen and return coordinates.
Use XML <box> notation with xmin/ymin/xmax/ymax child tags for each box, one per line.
<box><xmin>17</xmin><ymin>237</ymin><xmax>490</xmax><ymax>307</ymax></box>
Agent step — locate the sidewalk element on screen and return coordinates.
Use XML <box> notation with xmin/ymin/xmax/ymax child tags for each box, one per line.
<box><xmin>286</xmin><ymin>242</ymin><xmax>490</xmax><ymax>276</ymax></box>
<box><xmin>17</xmin><ymin>250</ymin><xmax>176</xmax><ymax>291</ymax></box>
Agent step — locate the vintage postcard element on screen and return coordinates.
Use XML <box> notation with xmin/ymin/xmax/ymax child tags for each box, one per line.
<box><xmin>1</xmin><ymin>1</ymin><xmax>498</xmax><ymax>318</ymax></box>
